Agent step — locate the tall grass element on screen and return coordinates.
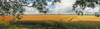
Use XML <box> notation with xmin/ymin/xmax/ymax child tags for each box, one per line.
<box><xmin>1</xmin><ymin>21</ymin><xmax>100</xmax><ymax>29</ymax></box>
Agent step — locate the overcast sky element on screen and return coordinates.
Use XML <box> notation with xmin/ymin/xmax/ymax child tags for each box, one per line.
<box><xmin>23</xmin><ymin>0</ymin><xmax>100</xmax><ymax>15</ymax></box>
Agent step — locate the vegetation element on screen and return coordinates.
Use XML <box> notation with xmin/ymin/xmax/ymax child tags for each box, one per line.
<box><xmin>1</xmin><ymin>21</ymin><xmax>100</xmax><ymax>29</ymax></box>
<box><xmin>73</xmin><ymin>0</ymin><xmax>100</xmax><ymax>17</ymax></box>
<box><xmin>0</xmin><ymin>0</ymin><xmax>100</xmax><ymax>21</ymax></box>
<box><xmin>0</xmin><ymin>0</ymin><xmax>100</xmax><ymax>29</ymax></box>
<box><xmin>0</xmin><ymin>0</ymin><xmax>60</xmax><ymax>20</ymax></box>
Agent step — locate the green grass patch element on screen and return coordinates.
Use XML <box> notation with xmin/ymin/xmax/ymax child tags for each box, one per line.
<box><xmin>1</xmin><ymin>21</ymin><xmax>100</xmax><ymax>29</ymax></box>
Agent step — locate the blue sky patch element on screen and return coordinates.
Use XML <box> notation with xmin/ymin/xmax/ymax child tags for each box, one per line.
<box><xmin>50</xmin><ymin>5</ymin><xmax>56</xmax><ymax>9</ymax></box>
<box><xmin>27</xmin><ymin>0</ymin><xmax>55</xmax><ymax>9</ymax></box>
<box><xmin>46</xmin><ymin>0</ymin><xmax>51</xmax><ymax>2</ymax></box>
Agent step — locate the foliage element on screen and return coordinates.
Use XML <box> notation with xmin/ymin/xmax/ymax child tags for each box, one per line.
<box><xmin>8</xmin><ymin>21</ymin><xmax>100</xmax><ymax>29</ymax></box>
<box><xmin>30</xmin><ymin>0</ymin><xmax>60</xmax><ymax>14</ymax></box>
<box><xmin>1</xmin><ymin>21</ymin><xmax>100</xmax><ymax>29</ymax></box>
<box><xmin>0</xmin><ymin>23</ymin><xmax>13</xmax><ymax>29</ymax></box>
<box><xmin>73</xmin><ymin>0</ymin><xmax>98</xmax><ymax>10</ymax></box>
<box><xmin>73</xmin><ymin>0</ymin><xmax>100</xmax><ymax>16</ymax></box>
<box><xmin>0</xmin><ymin>0</ymin><xmax>61</xmax><ymax>20</ymax></box>
<box><xmin>0</xmin><ymin>0</ymin><xmax>26</xmax><ymax>20</ymax></box>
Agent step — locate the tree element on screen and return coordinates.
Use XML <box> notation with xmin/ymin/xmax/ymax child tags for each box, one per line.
<box><xmin>73</xmin><ymin>0</ymin><xmax>99</xmax><ymax>17</ymax></box>
<box><xmin>0</xmin><ymin>0</ymin><xmax>25</xmax><ymax>20</ymax></box>
<box><xmin>30</xmin><ymin>0</ymin><xmax>61</xmax><ymax>14</ymax></box>
<box><xmin>0</xmin><ymin>0</ymin><xmax>61</xmax><ymax>20</ymax></box>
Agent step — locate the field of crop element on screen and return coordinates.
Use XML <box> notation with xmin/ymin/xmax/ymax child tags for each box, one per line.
<box><xmin>0</xmin><ymin>15</ymin><xmax>100</xmax><ymax>24</ymax></box>
<box><xmin>0</xmin><ymin>15</ymin><xmax>100</xmax><ymax>29</ymax></box>
<box><xmin>0</xmin><ymin>15</ymin><xmax>75</xmax><ymax>24</ymax></box>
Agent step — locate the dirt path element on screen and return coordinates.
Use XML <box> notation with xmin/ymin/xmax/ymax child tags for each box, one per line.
<box><xmin>68</xmin><ymin>16</ymin><xmax>77</xmax><ymax>22</ymax></box>
<box><xmin>62</xmin><ymin>16</ymin><xmax>77</xmax><ymax>22</ymax></box>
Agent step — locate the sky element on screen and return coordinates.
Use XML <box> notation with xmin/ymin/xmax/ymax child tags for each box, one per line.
<box><xmin>24</xmin><ymin>0</ymin><xmax>100</xmax><ymax>15</ymax></box>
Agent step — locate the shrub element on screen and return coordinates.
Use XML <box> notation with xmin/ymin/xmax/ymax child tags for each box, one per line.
<box><xmin>9</xmin><ymin>21</ymin><xmax>100</xmax><ymax>29</ymax></box>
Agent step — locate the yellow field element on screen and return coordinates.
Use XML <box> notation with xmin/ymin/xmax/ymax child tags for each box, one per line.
<box><xmin>0</xmin><ymin>15</ymin><xmax>100</xmax><ymax>24</ymax></box>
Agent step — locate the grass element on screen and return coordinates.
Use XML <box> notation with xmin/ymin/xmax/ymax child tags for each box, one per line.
<box><xmin>1</xmin><ymin>21</ymin><xmax>100</xmax><ymax>29</ymax></box>
<box><xmin>0</xmin><ymin>23</ymin><xmax>13</xmax><ymax>29</ymax></box>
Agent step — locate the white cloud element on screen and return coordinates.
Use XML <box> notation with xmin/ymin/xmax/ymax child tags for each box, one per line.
<box><xmin>27</xmin><ymin>3</ymin><xmax>33</xmax><ymax>6</ymax></box>
<box><xmin>47</xmin><ymin>1</ymin><xmax>52</xmax><ymax>6</ymax></box>
<box><xmin>24</xmin><ymin>0</ymin><xmax>77</xmax><ymax>14</ymax></box>
<box><xmin>47</xmin><ymin>0</ymin><xmax>100</xmax><ymax>14</ymax></box>
<box><xmin>46</xmin><ymin>1</ymin><xmax>51</xmax><ymax>8</ymax></box>
<box><xmin>23</xmin><ymin>6</ymin><xmax>40</xmax><ymax>15</ymax></box>
<box><xmin>23</xmin><ymin>0</ymin><xmax>100</xmax><ymax>14</ymax></box>
<box><xmin>83</xmin><ymin>6</ymin><xmax>99</xmax><ymax>14</ymax></box>
<box><xmin>47</xmin><ymin>0</ymin><xmax>76</xmax><ymax>14</ymax></box>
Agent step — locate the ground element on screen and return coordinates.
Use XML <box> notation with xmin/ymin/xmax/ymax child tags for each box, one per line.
<box><xmin>0</xmin><ymin>15</ymin><xmax>100</xmax><ymax>29</ymax></box>
<box><xmin>0</xmin><ymin>15</ymin><xmax>100</xmax><ymax>24</ymax></box>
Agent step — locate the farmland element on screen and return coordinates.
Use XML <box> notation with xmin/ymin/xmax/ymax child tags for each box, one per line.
<box><xmin>0</xmin><ymin>15</ymin><xmax>100</xmax><ymax>24</ymax></box>
<box><xmin>0</xmin><ymin>15</ymin><xmax>100</xmax><ymax>29</ymax></box>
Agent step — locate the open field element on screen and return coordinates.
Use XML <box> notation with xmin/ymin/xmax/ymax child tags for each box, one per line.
<box><xmin>0</xmin><ymin>15</ymin><xmax>100</xmax><ymax>29</ymax></box>
<box><xmin>0</xmin><ymin>15</ymin><xmax>100</xmax><ymax>24</ymax></box>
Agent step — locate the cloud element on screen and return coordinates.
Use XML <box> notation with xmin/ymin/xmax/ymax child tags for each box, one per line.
<box><xmin>23</xmin><ymin>0</ymin><xmax>100</xmax><ymax>14</ymax></box>
<box><xmin>47</xmin><ymin>1</ymin><xmax>52</xmax><ymax>6</ymax></box>
<box><xmin>47</xmin><ymin>0</ymin><xmax>76</xmax><ymax>14</ymax></box>
<box><xmin>27</xmin><ymin>2</ymin><xmax>33</xmax><ymax>6</ymax></box>
<box><xmin>23</xmin><ymin>6</ymin><xmax>40</xmax><ymax>15</ymax></box>
<box><xmin>24</xmin><ymin>0</ymin><xmax>77</xmax><ymax>14</ymax></box>
<box><xmin>83</xmin><ymin>6</ymin><xmax>99</xmax><ymax>14</ymax></box>
<box><xmin>47</xmin><ymin>0</ymin><xmax>100</xmax><ymax>14</ymax></box>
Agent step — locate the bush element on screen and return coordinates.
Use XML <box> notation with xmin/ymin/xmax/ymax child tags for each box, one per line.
<box><xmin>10</xmin><ymin>21</ymin><xmax>66</xmax><ymax>28</ymax></box>
<box><xmin>9</xmin><ymin>21</ymin><xmax>100</xmax><ymax>29</ymax></box>
<box><xmin>0</xmin><ymin>23</ymin><xmax>5</xmax><ymax>25</ymax></box>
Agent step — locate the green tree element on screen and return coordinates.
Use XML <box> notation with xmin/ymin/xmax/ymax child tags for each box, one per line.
<box><xmin>0</xmin><ymin>0</ymin><xmax>61</xmax><ymax>20</ymax></box>
<box><xmin>30</xmin><ymin>0</ymin><xmax>60</xmax><ymax>14</ymax></box>
<box><xmin>73</xmin><ymin>0</ymin><xmax>99</xmax><ymax>17</ymax></box>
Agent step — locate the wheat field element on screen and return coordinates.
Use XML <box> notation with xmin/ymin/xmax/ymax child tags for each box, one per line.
<box><xmin>0</xmin><ymin>15</ymin><xmax>100</xmax><ymax>24</ymax></box>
